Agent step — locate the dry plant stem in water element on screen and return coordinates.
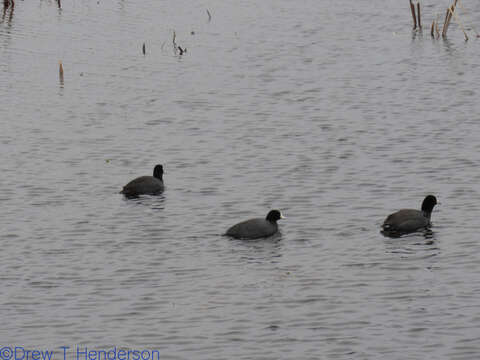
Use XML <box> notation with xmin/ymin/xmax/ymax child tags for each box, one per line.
<box><xmin>410</xmin><ymin>0</ymin><xmax>417</xmax><ymax>29</ymax></box>
<box><xmin>445</xmin><ymin>0</ymin><xmax>468</xmax><ymax>41</ymax></box>
<box><xmin>59</xmin><ymin>61</ymin><xmax>64</xmax><ymax>85</ymax></box>
<box><xmin>442</xmin><ymin>7</ymin><xmax>451</xmax><ymax>37</ymax></box>
<box><xmin>442</xmin><ymin>0</ymin><xmax>458</xmax><ymax>37</ymax></box>
<box><xmin>417</xmin><ymin>2</ymin><xmax>421</xmax><ymax>29</ymax></box>
<box><xmin>172</xmin><ymin>31</ymin><xmax>178</xmax><ymax>54</ymax></box>
<box><xmin>3</xmin><ymin>0</ymin><xmax>14</xmax><ymax>8</ymax></box>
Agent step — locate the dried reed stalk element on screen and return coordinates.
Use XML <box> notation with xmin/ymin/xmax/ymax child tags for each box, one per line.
<box><xmin>59</xmin><ymin>61</ymin><xmax>64</xmax><ymax>84</ymax></box>
<box><xmin>442</xmin><ymin>8</ymin><xmax>450</xmax><ymax>37</ymax></box>
<box><xmin>442</xmin><ymin>0</ymin><xmax>458</xmax><ymax>37</ymax></box>
<box><xmin>172</xmin><ymin>31</ymin><xmax>177</xmax><ymax>54</ymax></box>
<box><xmin>417</xmin><ymin>2</ymin><xmax>422</xmax><ymax>29</ymax></box>
<box><xmin>3</xmin><ymin>0</ymin><xmax>14</xmax><ymax>8</ymax></box>
<box><xmin>410</xmin><ymin>0</ymin><xmax>417</xmax><ymax>29</ymax></box>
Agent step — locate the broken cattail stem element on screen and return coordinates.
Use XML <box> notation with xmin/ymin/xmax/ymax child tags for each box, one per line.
<box><xmin>59</xmin><ymin>61</ymin><xmax>64</xmax><ymax>84</ymax></box>
<box><xmin>443</xmin><ymin>0</ymin><xmax>459</xmax><ymax>38</ymax></box>
<box><xmin>442</xmin><ymin>8</ymin><xmax>449</xmax><ymax>37</ymax></box>
<box><xmin>172</xmin><ymin>31</ymin><xmax>178</xmax><ymax>54</ymax></box>
<box><xmin>206</xmin><ymin>9</ymin><xmax>212</xmax><ymax>22</ymax></box>
<box><xmin>410</xmin><ymin>0</ymin><xmax>417</xmax><ymax>30</ymax></box>
<box><xmin>417</xmin><ymin>2</ymin><xmax>421</xmax><ymax>29</ymax></box>
<box><xmin>445</xmin><ymin>6</ymin><xmax>454</xmax><ymax>36</ymax></box>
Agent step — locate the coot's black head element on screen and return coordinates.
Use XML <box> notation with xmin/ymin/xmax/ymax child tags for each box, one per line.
<box><xmin>153</xmin><ymin>164</ymin><xmax>164</xmax><ymax>180</ymax></box>
<box><xmin>421</xmin><ymin>195</ymin><xmax>437</xmax><ymax>214</ymax></box>
<box><xmin>266</xmin><ymin>210</ymin><xmax>284</xmax><ymax>223</ymax></box>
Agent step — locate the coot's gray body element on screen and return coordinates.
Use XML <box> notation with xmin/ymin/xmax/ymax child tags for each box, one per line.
<box><xmin>381</xmin><ymin>195</ymin><xmax>437</xmax><ymax>237</ymax></box>
<box><xmin>121</xmin><ymin>164</ymin><xmax>164</xmax><ymax>197</ymax></box>
<box><xmin>225</xmin><ymin>210</ymin><xmax>284</xmax><ymax>239</ymax></box>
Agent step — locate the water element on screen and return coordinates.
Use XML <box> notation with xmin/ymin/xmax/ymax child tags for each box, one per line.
<box><xmin>1</xmin><ymin>0</ymin><xmax>480</xmax><ymax>358</ymax></box>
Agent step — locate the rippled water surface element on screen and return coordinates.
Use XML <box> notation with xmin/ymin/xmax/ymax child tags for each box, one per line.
<box><xmin>2</xmin><ymin>0</ymin><xmax>480</xmax><ymax>358</ymax></box>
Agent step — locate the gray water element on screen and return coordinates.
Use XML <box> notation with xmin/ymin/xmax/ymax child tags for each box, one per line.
<box><xmin>1</xmin><ymin>0</ymin><xmax>480</xmax><ymax>358</ymax></box>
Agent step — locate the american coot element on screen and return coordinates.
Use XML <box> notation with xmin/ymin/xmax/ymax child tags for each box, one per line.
<box><xmin>120</xmin><ymin>164</ymin><xmax>165</xmax><ymax>197</ymax></box>
<box><xmin>381</xmin><ymin>195</ymin><xmax>437</xmax><ymax>237</ymax></box>
<box><xmin>225</xmin><ymin>210</ymin><xmax>284</xmax><ymax>239</ymax></box>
